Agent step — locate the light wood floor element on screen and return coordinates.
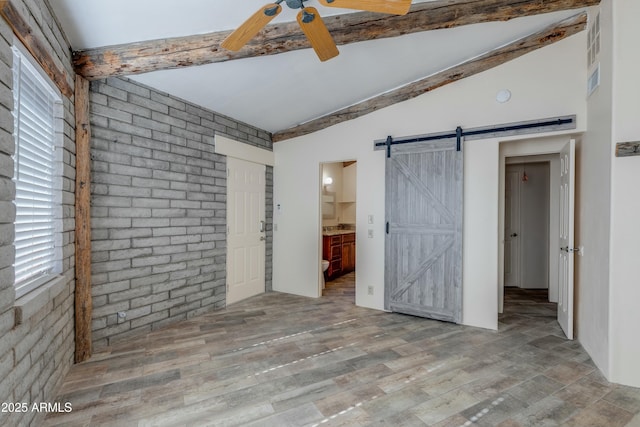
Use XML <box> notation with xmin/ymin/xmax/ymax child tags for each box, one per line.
<box><xmin>45</xmin><ymin>275</ymin><xmax>640</xmax><ymax>426</ymax></box>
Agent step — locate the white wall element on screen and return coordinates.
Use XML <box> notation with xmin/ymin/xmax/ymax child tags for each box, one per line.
<box><xmin>272</xmin><ymin>32</ymin><xmax>587</xmax><ymax>330</ymax></box>
<box><xmin>575</xmin><ymin>2</ymin><xmax>614</xmax><ymax>379</ymax></box>
<box><xmin>608</xmin><ymin>0</ymin><xmax>640</xmax><ymax>387</ymax></box>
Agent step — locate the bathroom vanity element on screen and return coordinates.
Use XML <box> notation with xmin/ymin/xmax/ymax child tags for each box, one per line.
<box><xmin>322</xmin><ymin>231</ymin><xmax>356</xmax><ymax>280</ymax></box>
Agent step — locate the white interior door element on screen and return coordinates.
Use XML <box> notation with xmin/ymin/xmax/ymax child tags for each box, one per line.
<box><xmin>504</xmin><ymin>168</ymin><xmax>521</xmax><ymax>288</ymax></box>
<box><xmin>558</xmin><ymin>139</ymin><xmax>575</xmax><ymax>339</ymax></box>
<box><xmin>227</xmin><ymin>157</ymin><xmax>266</xmax><ymax>305</ymax></box>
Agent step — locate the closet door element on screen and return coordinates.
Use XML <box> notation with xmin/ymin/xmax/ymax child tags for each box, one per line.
<box><xmin>385</xmin><ymin>139</ymin><xmax>463</xmax><ymax>323</ymax></box>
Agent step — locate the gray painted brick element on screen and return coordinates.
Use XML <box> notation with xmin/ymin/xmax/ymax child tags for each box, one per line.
<box><xmin>109</xmin><ymin>207</ymin><xmax>152</xmax><ymax>218</ymax></box>
<box><xmin>151</xmin><ymin>188</ymin><xmax>186</xmax><ymax>200</ymax></box>
<box><xmin>131</xmin><ymin>274</ymin><xmax>170</xmax><ymax>289</ymax></box>
<box><xmin>109</xmin><ymin>228</ymin><xmax>152</xmax><ymax>240</ymax></box>
<box><xmin>108</xmin><ymin>267</ymin><xmax>152</xmax><ymax>283</ymax></box>
<box><xmin>132</xmin><ymin>237</ymin><xmax>170</xmax><ymax>248</ymax></box>
<box><xmin>129</xmin><ymin>93</ymin><xmax>169</xmax><ymax>114</ymax></box>
<box><xmin>131</xmin><ymin>157</ymin><xmax>170</xmax><ymax>171</ymax></box>
<box><xmin>132</xmin><ymin>198</ymin><xmax>170</xmax><ymax>209</ymax></box>
<box><xmin>151</xmin><ymin>92</ymin><xmax>186</xmax><ymax>111</ymax></box>
<box><xmin>107</xmin><ymin>77</ymin><xmax>151</xmax><ymax>98</ymax></box>
<box><xmin>132</xmin><ymin>218</ymin><xmax>170</xmax><ymax>228</ymax></box>
<box><xmin>110</xmin><ymin>163</ymin><xmax>153</xmax><ymax>178</ymax></box>
<box><xmin>133</xmin><ymin>115</ymin><xmax>171</xmax><ymax>133</ymax></box>
<box><xmin>108</xmin><ymin>286</ymin><xmax>152</xmax><ymax>304</ymax></box>
<box><xmin>92</xmin><ymin>126</ymin><xmax>133</xmax><ymax>145</ymax></box>
<box><xmin>108</xmin><ymin>184</ymin><xmax>152</xmax><ymax>197</ymax></box>
<box><xmin>0</xmin><ymin>130</ymin><xmax>14</xmax><ymax>156</ymax></box>
<box><xmin>109</xmin><ymin>248</ymin><xmax>153</xmax><ymax>261</ymax></box>
<box><xmin>88</xmin><ymin>76</ymin><xmax>271</xmax><ymax>351</ymax></box>
<box><xmin>0</xmin><ymin>3</ymin><xmax>76</xmax><ymax>421</ymax></box>
<box><xmin>0</xmin><ymin>176</ymin><xmax>15</xmax><ymax>201</ymax></box>
<box><xmin>91</xmin><ymin>103</ymin><xmax>133</xmax><ymax>123</ymax></box>
<box><xmin>214</xmin><ymin>114</ymin><xmax>238</xmax><ymax>129</ymax></box>
<box><xmin>152</xmin><ymin>111</ymin><xmax>187</xmax><ymax>129</ymax></box>
<box><xmin>108</xmin><ymin>97</ymin><xmax>152</xmax><ymax>119</ymax></box>
<box><xmin>132</xmin><ymin>255</ymin><xmax>171</xmax><ymax>268</ymax></box>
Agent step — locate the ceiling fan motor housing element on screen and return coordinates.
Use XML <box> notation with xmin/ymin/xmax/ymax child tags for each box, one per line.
<box><xmin>285</xmin><ymin>0</ymin><xmax>305</xmax><ymax>10</ymax></box>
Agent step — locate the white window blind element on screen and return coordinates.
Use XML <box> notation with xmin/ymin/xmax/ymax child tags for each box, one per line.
<box><xmin>12</xmin><ymin>44</ymin><xmax>62</xmax><ymax>296</ymax></box>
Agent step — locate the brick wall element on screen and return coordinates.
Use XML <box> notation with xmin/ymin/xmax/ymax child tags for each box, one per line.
<box><xmin>0</xmin><ymin>1</ymin><xmax>76</xmax><ymax>426</ymax></box>
<box><xmin>89</xmin><ymin>77</ymin><xmax>273</xmax><ymax>348</ymax></box>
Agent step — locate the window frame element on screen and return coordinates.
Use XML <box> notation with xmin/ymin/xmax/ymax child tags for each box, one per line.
<box><xmin>12</xmin><ymin>39</ymin><xmax>64</xmax><ymax>299</ymax></box>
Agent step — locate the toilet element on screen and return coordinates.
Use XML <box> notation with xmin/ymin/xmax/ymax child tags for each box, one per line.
<box><xmin>321</xmin><ymin>260</ymin><xmax>330</xmax><ymax>288</ymax></box>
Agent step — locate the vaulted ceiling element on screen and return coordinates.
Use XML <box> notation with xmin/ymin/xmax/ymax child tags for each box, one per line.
<box><xmin>50</xmin><ymin>0</ymin><xmax>596</xmax><ymax>136</ymax></box>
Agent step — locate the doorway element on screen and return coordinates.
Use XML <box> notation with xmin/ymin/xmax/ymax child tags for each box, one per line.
<box><xmin>319</xmin><ymin>160</ymin><xmax>357</xmax><ymax>302</ymax></box>
<box><xmin>498</xmin><ymin>137</ymin><xmax>576</xmax><ymax>339</ymax></box>
<box><xmin>504</xmin><ymin>161</ymin><xmax>550</xmax><ymax>291</ymax></box>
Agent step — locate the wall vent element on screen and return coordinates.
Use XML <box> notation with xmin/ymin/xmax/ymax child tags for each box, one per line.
<box><xmin>587</xmin><ymin>13</ymin><xmax>601</xmax><ymax>67</ymax></box>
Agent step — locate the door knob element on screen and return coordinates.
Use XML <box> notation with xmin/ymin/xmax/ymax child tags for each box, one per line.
<box><xmin>259</xmin><ymin>236</ymin><xmax>266</xmax><ymax>241</ymax></box>
<box><xmin>510</xmin><ymin>233</ymin><xmax>518</xmax><ymax>237</ymax></box>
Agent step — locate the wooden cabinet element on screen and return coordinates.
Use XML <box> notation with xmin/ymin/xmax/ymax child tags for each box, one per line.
<box><xmin>341</xmin><ymin>233</ymin><xmax>356</xmax><ymax>273</ymax></box>
<box><xmin>323</xmin><ymin>233</ymin><xmax>355</xmax><ymax>280</ymax></box>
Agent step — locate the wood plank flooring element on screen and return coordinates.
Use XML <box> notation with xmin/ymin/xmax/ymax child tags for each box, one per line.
<box><xmin>45</xmin><ymin>276</ymin><xmax>640</xmax><ymax>426</ymax></box>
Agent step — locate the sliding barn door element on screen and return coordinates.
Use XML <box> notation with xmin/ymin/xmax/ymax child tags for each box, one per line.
<box><xmin>385</xmin><ymin>140</ymin><xmax>463</xmax><ymax>323</ymax></box>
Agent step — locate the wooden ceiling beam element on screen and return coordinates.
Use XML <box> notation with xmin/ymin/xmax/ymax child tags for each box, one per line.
<box><xmin>272</xmin><ymin>12</ymin><xmax>587</xmax><ymax>142</ymax></box>
<box><xmin>74</xmin><ymin>0</ymin><xmax>599</xmax><ymax>80</ymax></box>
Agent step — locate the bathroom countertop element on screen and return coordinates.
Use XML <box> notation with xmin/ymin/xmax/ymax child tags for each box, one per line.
<box><xmin>322</xmin><ymin>230</ymin><xmax>356</xmax><ymax>236</ymax></box>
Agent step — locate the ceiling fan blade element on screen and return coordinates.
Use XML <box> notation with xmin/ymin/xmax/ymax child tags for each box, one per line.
<box><xmin>221</xmin><ymin>3</ymin><xmax>282</xmax><ymax>51</ymax></box>
<box><xmin>297</xmin><ymin>7</ymin><xmax>339</xmax><ymax>62</ymax></box>
<box><xmin>318</xmin><ymin>0</ymin><xmax>411</xmax><ymax>15</ymax></box>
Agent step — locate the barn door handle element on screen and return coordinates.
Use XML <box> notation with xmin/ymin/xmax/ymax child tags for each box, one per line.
<box><xmin>386</xmin><ymin>222</ymin><xmax>389</xmax><ymax>234</ymax></box>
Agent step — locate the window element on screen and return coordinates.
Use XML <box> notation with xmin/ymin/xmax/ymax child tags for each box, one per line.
<box><xmin>12</xmin><ymin>42</ymin><xmax>63</xmax><ymax>298</ymax></box>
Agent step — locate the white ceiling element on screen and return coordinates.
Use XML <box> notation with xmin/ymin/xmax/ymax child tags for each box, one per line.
<box><xmin>50</xmin><ymin>1</ymin><xmax>583</xmax><ymax>133</ymax></box>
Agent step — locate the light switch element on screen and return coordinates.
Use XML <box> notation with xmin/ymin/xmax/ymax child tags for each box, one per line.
<box><xmin>368</xmin><ymin>229</ymin><xmax>374</xmax><ymax>238</ymax></box>
<box><xmin>368</xmin><ymin>215</ymin><xmax>374</xmax><ymax>224</ymax></box>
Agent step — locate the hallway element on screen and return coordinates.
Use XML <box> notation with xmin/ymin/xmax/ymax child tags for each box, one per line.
<box><xmin>44</xmin><ymin>283</ymin><xmax>640</xmax><ymax>426</ymax></box>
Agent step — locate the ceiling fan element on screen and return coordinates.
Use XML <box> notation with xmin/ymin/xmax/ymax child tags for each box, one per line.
<box><xmin>221</xmin><ymin>0</ymin><xmax>412</xmax><ymax>62</ymax></box>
